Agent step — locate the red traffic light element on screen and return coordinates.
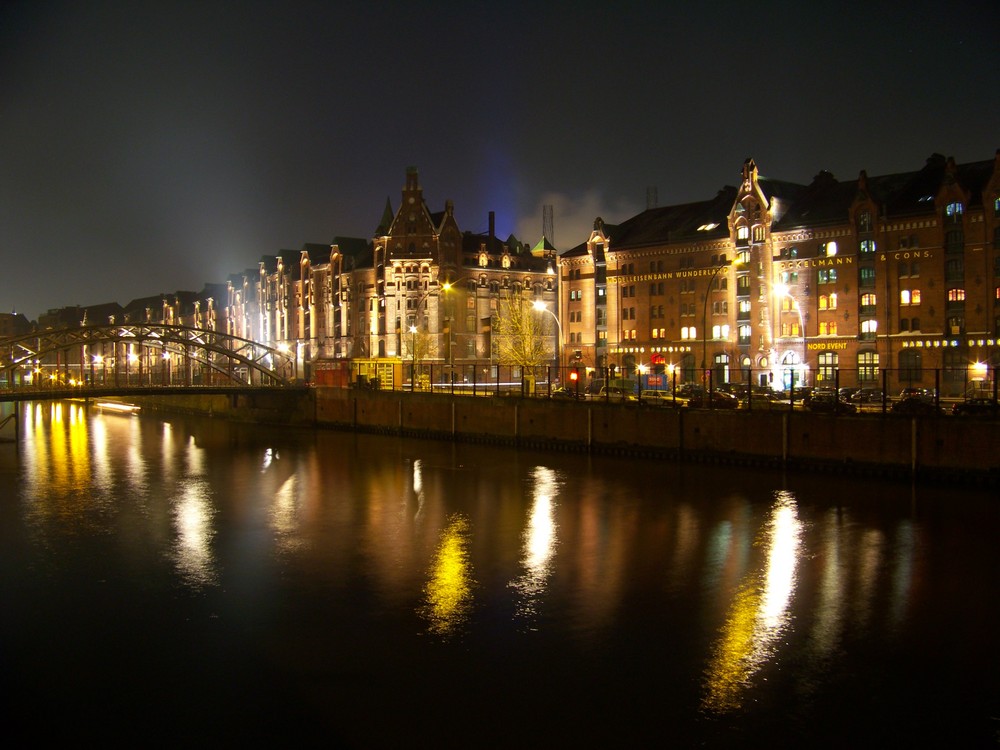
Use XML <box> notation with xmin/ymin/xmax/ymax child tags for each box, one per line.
<box><xmin>569</xmin><ymin>370</ymin><xmax>579</xmax><ymax>381</ymax></box>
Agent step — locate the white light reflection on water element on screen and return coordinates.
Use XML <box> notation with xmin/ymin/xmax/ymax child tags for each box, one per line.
<box><xmin>509</xmin><ymin>466</ymin><xmax>560</xmax><ymax>625</ymax></box>
<box><xmin>854</xmin><ymin>528</ymin><xmax>884</xmax><ymax>629</ymax></box>
<box><xmin>412</xmin><ymin>459</ymin><xmax>425</xmax><ymax>522</ymax></box>
<box><xmin>421</xmin><ymin>514</ymin><xmax>474</xmax><ymax>637</ymax></box>
<box><xmin>702</xmin><ymin>490</ymin><xmax>803</xmax><ymax>713</ymax></box>
<box><xmin>889</xmin><ymin>520</ymin><xmax>915</xmax><ymax>630</ymax></box>
<box><xmin>172</xmin><ymin>478</ymin><xmax>217</xmax><ymax>588</ymax></box>
<box><xmin>169</xmin><ymin>429</ymin><xmax>219</xmax><ymax>586</ymax></box>
<box><xmin>810</xmin><ymin>507</ymin><xmax>845</xmax><ymax>661</ymax></box>
<box><xmin>271</xmin><ymin>474</ymin><xmax>307</xmax><ymax>553</ymax></box>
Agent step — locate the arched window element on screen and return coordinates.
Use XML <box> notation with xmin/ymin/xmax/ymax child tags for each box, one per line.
<box><xmin>898</xmin><ymin>349</ymin><xmax>922</xmax><ymax>384</ymax></box>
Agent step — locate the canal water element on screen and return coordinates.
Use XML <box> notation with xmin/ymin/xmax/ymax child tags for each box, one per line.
<box><xmin>1</xmin><ymin>401</ymin><xmax>997</xmax><ymax>747</ymax></box>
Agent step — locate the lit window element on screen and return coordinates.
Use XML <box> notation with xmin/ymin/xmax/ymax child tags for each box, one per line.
<box><xmin>819</xmin><ymin>321</ymin><xmax>829</xmax><ymax>335</ymax></box>
<box><xmin>828</xmin><ymin>293</ymin><xmax>837</xmax><ymax>310</ymax></box>
<box><xmin>860</xmin><ymin>239</ymin><xmax>876</xmax><ymax>254</ymax></box>
<box><xmin>737</xmin><ymin>226</ymin><xmax>749</xmax><ymax>241</ymax></box>
<box><xmin>819</xmin><ymin>295</ymin><xmax>829</xmax><ymax>310</ymax></box>
<box><xmin>948</xmin><ymin>288</ymin><xmax>966</xmax><ymax>302</ymax></box>
<box><xmin>861</xmin><ymin>320</ymin><xmax>878</xmax><ymax>334</ymax></box>
<box><xmin>946</xmin><ymin>202</ymin><xmax>964</xmax><ymax>218</ymax></box>
<box><xmin>858</xmin><ymin>351</ymin><xmax>879</xmax><ymax>381</ymax></box>
<box><xmin>911</xmin><ymin>290</ymin><xmax>920</xmax><ymax>304</ymax></box>
<box><xmin>822</xmin><ymin>241</ymin><xmax>838</xmax><ymax>257</ymax></box>
<box><xmin>861</xmin><ymin>293</ymin><xmax>877</xmax><ymax>307</ymax></box>
<box><xmin>818</xmin><ymin>269</ymin><xmax>837</xmax><ymax>284</ymax></box>
<box><xmin>900</xmin><ymin>290</ymin><xmax>911</xmax><ymax>305</ymax></box>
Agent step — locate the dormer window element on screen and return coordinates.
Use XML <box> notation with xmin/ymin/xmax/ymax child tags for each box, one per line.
<box><xmin>945</xmin><ymin>202</ymin><xmax>964</xmax><ymax>223</ymax></box>
<box><xmin>857</xmin><ymin>210</ymin><xmax>872</xmax><ymax>233</ymax></box>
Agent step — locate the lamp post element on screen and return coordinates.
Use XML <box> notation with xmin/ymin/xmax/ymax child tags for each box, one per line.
<box><xmin>531</xmin><ymin>300</ymin><xmax>562</xmax><ymax>374</ymax></box>
<box><xmin>701</xmin><ymin>260</ymin><xmax>733</xmax><ymax>375</ymax></box>
<box><xmin>408</xmin><ymin>325</ymin><xmax>417</xmax><ymax>391</ymax></box>
<box><xmin>441</xmin><ymin>278</ymin><xmax>471</xmax><ymax>387</ymax></box>
<box><xmin>773</xmin><ymin>282</ymin><xmax>807</xmax><ymax>390</ymax></box>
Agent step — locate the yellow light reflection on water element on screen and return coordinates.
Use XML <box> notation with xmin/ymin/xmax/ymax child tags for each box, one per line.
<box><xmin>422</xmin><ymin>514</ymin><xmax>474</xmax><ymax>636</ymax></box>
<box><xmin>22</xmin><ymin>401</ymin><xmax>92</xmax><ymax>514</ymax></box>
<box><xmin>703</xmin><ymin>490</ymin><xmax>802</xmax><ymax>713</ymax></box>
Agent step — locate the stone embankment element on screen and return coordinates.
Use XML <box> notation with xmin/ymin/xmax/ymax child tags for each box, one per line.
<box><xmin>132</xmin><ymin>387</ymin><xmax>999</xmax><ymax>486</ymax></box>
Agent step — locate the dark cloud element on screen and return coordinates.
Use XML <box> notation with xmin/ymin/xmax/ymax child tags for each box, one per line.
<box><xmin>2</xmin><ymin>0</ymin><xmax>998</xmax><ymax>318</ymax></box>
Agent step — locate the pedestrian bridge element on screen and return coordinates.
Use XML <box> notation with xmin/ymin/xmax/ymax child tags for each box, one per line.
<box><xmin>1</xmin><ymin>323</ymin><xmax>298</xmax><ymax>395</ymax></box>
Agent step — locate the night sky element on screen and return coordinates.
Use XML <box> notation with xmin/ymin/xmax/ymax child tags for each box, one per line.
<box><xmin>2</xmin><ymin>0</ymin><xmax>998</xmax><ymax>320</ymax></box>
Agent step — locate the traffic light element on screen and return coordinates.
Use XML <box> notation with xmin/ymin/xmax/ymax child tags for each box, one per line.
<box><xmin>570</xmin><ymin>367</ymin><xmax>580</xmax><ymax>397</ymax></box>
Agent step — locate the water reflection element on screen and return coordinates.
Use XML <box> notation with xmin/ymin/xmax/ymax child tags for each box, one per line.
<box><xmin>172</xmin><ymin>477</ymin><xmax>217</xmax><ymax>588</ymax></box>
<box><xmin>509</xmin><ymin>466</ymin><xmax>560</xmax><ymax>625</ymax></box>
<box><xmin>422</xmin><ymin>514</ymin><xmax>474</xmax><ymax>636</ymax></box>
<box><xmin>703</xmin><ymin>490</ymin><xmax>802</xmax><ymax>713</ymax></box>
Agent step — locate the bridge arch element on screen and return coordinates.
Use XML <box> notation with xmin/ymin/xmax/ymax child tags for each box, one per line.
<box><xmin>2</xmin><ymin>324</ymin><xmax>297</xmax><ymax>388</ymax></box>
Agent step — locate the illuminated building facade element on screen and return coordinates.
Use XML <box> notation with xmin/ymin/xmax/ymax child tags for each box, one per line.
<box><xmin>225</xmin><ymin>168</ymin><xmax>557</xmax><ymax>386</ymax></box>
<box><xmin>559</xmin><ymin>151</ymin><xmax>1000</xmax><ymax>395</ymax></box>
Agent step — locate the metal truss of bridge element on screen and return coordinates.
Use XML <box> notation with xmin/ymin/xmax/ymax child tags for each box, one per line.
<box><xmin>1</xmin><ymin>324</ymin><xmax>298</xmax><ymax>393</ymax></box>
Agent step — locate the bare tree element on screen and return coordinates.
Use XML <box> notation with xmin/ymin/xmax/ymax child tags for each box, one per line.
<box><xmin>492</xmin><ymin>293</ymin><xmax>549</xmax><ymax>370</ymax></box>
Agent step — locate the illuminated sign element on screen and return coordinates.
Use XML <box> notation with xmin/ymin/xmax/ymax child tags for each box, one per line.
<box><xmin>806</xmin><ymin>340</ymin><xmax>850</xmax><ymax>350</ymax></box>
<box><xmin>778</xmin><ymin>257</ymin><xmax>855</xmax><ymax>270</ymax></box>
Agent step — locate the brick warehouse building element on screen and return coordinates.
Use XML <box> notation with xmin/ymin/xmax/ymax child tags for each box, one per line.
<box><xmin>558</xmin><ymin>151</ymin><xmax>1000</xmax><ymax>396</ymax></box>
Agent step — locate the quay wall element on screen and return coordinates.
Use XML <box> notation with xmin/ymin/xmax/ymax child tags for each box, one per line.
<box><xmin>133</xmin><ymin>388</ymin><xmax>999</xmax><ymax>485</ymax></box>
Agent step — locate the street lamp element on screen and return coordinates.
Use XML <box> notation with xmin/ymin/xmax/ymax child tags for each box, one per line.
<box><xmin>409</xmin><ymin>325</ymin><xmax>417</xmax><ymax>391</ymax></box>
<box><xmin>532</xmin><ymin>299</ymin><xmax>562</xmax><ymax>371</ymax></box>
<box><xmin>773</xmin><ymin>282</ymin><xmax>806</xmax><ymax>390</ymax></box>
<box><xmin>701</xmin><ymin>260</ymin><xmax>733</xmax><ymax>372</ymax></box>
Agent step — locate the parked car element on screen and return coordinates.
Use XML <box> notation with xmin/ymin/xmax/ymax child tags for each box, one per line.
<box><xmin>741</xmin><ymin>392</ymin><xmax>792</xmax><ymax>410</ymax></box>
<box><xmin>640</xmin><ymin>390</ymin><xmax>684</xmax><ymax>407</ymax></box>
<box><xmin>952</xmin><ymin>398</ymin><xmax>997</xmax><ymax>416</ymax></box>
<box><xmin>890</xmin><ymin>397</ymin><xmax>941</xmax><ymax>415</ymax></box>
<box><xmin>550</xmin><ymin>386</ymin><xmax>582</xmax><ymax>401</ymax></box>
<box><xmin>850</xmin><ymin>388</ymin><xmax>884</xmax><ymax>404</ymax></box>
<box><xmin>806</xmin><ymin>391</ymin><xmax>857</xmax><ymax>414</ymax></box>
<box><xmin>674</xmin><ymin>383</ymin><xmax>705</xmax><ymax>399</ymax></box>
<box><xmin>596</xmin><ymin>386</ymin><xmax>637</xmax><ymax>403</ymax></box>
<box><xmin>687</xmin><ymin>391</ymin><xmax>739</xmax><ymax>409</ymax></box>
<box><xmin>898</xmin><ymin>386</ymin><xmax>935</xmax><ymax>403</ymax></box>
<box><xmin>838</xmin><ymin>386</ymin><xmax>860</xmax><ymax>402</ymax></box>
<box><xmin>788</xmin><ymin>386</ymin><xmax>814</xmax><ymax>403</ymax></box>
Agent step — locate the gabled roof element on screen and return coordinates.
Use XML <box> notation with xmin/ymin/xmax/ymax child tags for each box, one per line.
<box><xmin>771</xmin><ymin>171</ymin><xmax>856</xmax><ymax>230</ymax></box>
<box><xmin>601</xmin><ymin>187</ymin><xmax>738</xmax><ymax>249</ymax></box>
<box><xmin>871</xmin><ymin>153</ymin><xmax>994</xmax><ymax>217</ymax></box>
<box><xmin>332</xmin><ymin>236</ymin><xmax>372</xmax><ymax>269</ymax></box>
